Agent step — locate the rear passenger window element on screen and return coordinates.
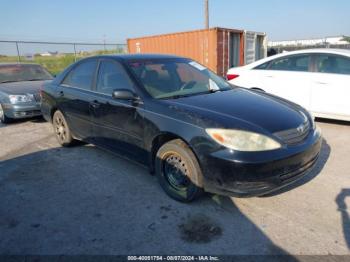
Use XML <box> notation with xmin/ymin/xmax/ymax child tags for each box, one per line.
<box><xmin>62</xmin><ymin>60</ymin><xmax>97</xmax><ymax>90</ymax></box>
<box><xmin>96</xmin><ymin>60</ymin><xmax>135</xmax><ymax>94</ymax></box>
<box><xmin>269</xmin><ymin>55</ymin><xmax>310</xmax><ymax>72</ymax></box>
<box><xmin>254</xmin><ymin>61</ymin><xmax>270</xmax><ymax>70</ymax></box>
<box><xmin>317</xmin><ymin>55</ymin><xmax>350</xmax><ymax>75</ymax></box>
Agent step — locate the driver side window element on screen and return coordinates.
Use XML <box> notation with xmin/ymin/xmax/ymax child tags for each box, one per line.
<box><xmin>96</xmin><ymin>60</ymin><xmax>135</xmax><ymax>95</ymax></box>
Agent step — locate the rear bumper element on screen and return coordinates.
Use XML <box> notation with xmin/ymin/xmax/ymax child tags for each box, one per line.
<box><xmin>2</xmin><ymin>102</ymin><xmax>42</xmax><ymax>119</ymax></box>
<box><xmin>199</xmin><ymin>129</ymin><xmax>322</xmax><ymax>197</ymax></box>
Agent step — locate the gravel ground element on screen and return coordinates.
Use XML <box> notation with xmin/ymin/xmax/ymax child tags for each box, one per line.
<box><xmin>0</xmin><ymin>118</ymin><xmax>349</xmax><ymax>256</ymax></box>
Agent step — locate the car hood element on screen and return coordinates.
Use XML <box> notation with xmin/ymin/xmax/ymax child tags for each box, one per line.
<box><xmin>163</xmin><ymin>88</ymin><xmax>307</xmax><ymax>134</ymax></box>
<box><xmin>0</xmin><ymin>80</ymin><xmax>50</xmax><ymax>95</ymax></box>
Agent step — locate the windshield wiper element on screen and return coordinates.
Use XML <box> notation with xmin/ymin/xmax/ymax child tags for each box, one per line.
<box><xmin>162</xmin><ymin>90</ymin><xmax>221</xmax><ymax>100</ymax></box>
<box><xmin>161</xmin><ymin>94</ymin><xmax>191</xmax><ymax>100</ymax></box>
<box><xmin>27</xmin><ymin>78</ymin><xmax>46</xmax><ymax>81</ymax></box>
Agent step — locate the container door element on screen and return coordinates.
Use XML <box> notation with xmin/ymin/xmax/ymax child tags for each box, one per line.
<box><xmin>244</xmin><ymin>31</ymin><xmax>256</xmax><ymax>65</ymax></box>
<box><xmin>255</xmin><ymin>35</ymin><xmax>266</xmax><ymax>61</ymax></box>
<box><xmin>229</xmin><ymin>33</ymin><xmax>240</xmax><ymax>68</ymax></box>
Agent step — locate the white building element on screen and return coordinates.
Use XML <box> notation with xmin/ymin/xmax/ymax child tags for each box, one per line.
<box><xmin>268</xmin><ymin>36</ymin><xmax>348</xmax><ymax>47</ymax></box>
<box><xmin>39</xmin><ymin>51</ymin><xmax>58</xmax><ymax>57</ymax></box>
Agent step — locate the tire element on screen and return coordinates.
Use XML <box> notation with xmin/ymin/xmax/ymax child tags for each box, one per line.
<box><xmin>0</xmin><ymin>103</ymin><xmax>11</xmax><ymax>124</ymax></box>
<box><xmin>52</xmin><ymin>110</ymin><xmax>74</xmax><ymax>146</ymax></box>
<box><xmin>155</xmin><ymin>139</ymin><xmax>203</xmax><ymax>202</ymax></box>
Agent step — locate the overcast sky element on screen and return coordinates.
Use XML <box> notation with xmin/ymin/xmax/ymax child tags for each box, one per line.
<box><xmin>1</xmin><ymin>0</ymin><xmax>350</xmax><ymax>54</ymax></box>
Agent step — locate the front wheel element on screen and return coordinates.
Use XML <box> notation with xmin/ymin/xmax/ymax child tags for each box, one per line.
<box><xmin>155</xmin><ymin>139</ymin><xmax>203</xmax><ymax>202</ymax></box>
<box><xmin>52</xmin><ymin>110</ymin><xmax>74</xmax><ymax>146</ymax></box>
<box><xmin>0</xmin><ymin>104</ymin><xmax>10</xmax><ymax>124</ymax></box>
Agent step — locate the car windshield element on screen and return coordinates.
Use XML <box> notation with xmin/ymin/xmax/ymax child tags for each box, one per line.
<box><xmin>128</xmin><ymin>59</ymin><xmax>232</xmax><ymax>99</ymax></box>
<box><xmin>0</xmin><ymin>64</ymin><xmax>53</xmax><ymax>84</ymax></box>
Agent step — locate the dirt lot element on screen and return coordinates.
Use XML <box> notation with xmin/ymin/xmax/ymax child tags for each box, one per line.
<box><xmin>0</xmin><ymin>118</ymin><xmax>349</xmax><ymax>255</ymax></box>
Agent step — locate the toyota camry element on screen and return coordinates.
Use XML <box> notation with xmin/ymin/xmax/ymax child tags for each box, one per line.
<box><xmin>41</xmin><ymin>54</ymin><xmax>322</xmax><ymax>202</ymax></box>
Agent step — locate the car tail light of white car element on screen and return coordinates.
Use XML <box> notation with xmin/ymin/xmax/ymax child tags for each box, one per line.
<box><xmin>226</xmin><ymin>74</ymin><xmax>239</xmax><ymax>81</ymax></box>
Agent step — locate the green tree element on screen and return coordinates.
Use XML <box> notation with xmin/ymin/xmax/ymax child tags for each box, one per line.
<box><xmin>341</xmin><ymin>36</ymin><xmax>350</xmax><ymax>43</ymax></box>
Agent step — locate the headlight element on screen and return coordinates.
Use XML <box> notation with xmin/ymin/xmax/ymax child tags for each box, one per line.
<box><xmin>206</xmin><ymin>128</ymin><xmax>281</xmax><ymax>152</ymax></box>
<box><xmin>9</xmin><ymin>94</ymin><xmax>34</xmax><ymax>104</ymax></box>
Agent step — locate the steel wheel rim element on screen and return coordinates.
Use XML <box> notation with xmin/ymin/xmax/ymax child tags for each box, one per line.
<box><xmin>163</xmin><ymin>153</ymin><xmax>190</xmax><ymax>191</ymax></box>
<box><xmin>54</xmin><ymin>115</ymin><xmax>67</xmax><ymax>142</ymax></box>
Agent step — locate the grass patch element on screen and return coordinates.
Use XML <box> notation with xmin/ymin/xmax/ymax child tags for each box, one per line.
<box><xmin>0</xmin><ymin>48</ymin><xmax>126</xmax><ymax>75</ymax></box>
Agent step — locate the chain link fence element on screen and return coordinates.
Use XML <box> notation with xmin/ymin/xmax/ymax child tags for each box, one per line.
<box><xmin>0</xmin><ymin>40</ymin><xmax>127</xmax><ymax>75</ymax></box>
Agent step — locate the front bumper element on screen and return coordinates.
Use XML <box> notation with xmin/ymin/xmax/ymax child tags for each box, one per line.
<box><xmin>199</xmin><ymin>129</ymin><xmax>322</xmax><ymax>197</ymax></box>
<box><xmin>2</xmin><ymin>102</ymin><xmax>42</xmax><ymax>119</ymax></box>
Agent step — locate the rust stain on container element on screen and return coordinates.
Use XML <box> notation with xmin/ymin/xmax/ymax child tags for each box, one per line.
<box><xmin>127</xmin><ymin>27</ymin><xmax>245</xmax><ymax>76</ymax></box>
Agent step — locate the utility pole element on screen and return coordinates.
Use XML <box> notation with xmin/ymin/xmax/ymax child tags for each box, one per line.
<box><xmin>103</xmin><ymin>34</ymin><xmax>106</xmax><ymax>52</ymax></box>
<box><xmin>205</xmin><ymin>0</ymin><xmax>209</xmax><ymax>29</ymax></box>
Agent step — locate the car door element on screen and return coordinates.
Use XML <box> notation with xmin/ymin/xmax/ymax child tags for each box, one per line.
<box><xmin>309</xmin><ymin>54</ymin><xmax>350</xmax><ymax>119</ymax></box>
<box><xmin>252</xmin><ymin>54</ymin><xmax>313</xmax><ymax>110</ymax></box>
<box><xmin>58</xmin><ymin>59</ymin><xmax>98</xmax><ymax>140</ymax></box>
<box><xmin>90</xmin><ymin>59</ymin><xmax>146</xmax><ymax>163</ymax></box>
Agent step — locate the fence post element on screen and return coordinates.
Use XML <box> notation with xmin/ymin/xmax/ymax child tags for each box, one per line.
<box><xmin>73</xmin><ymin>43</ymin><xmax>77</xmax><ymax>62</ymax></box>
<box><xmin>15</xmin><ymin>41</ymin><xmax>21</xmax><ymax>62</ymax></box>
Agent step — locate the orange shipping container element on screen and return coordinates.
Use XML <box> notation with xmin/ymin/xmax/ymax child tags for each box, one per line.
<box><xmin>127</xmin><ymin>27</ymin><xmax>245</xmax><ymax>77</ymax></box>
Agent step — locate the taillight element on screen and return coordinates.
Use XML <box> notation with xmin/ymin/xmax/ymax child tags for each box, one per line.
<box><xmin>227</xmin><ymin>74</ymin><xmax>239</xmax><ymax>81</ymax></box>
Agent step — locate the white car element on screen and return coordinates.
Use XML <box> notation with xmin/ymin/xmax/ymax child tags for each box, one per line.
<box><xmin>227</xmin><ymin>49</ymin><xmax>350</xmax><ymax>121</ymax></box>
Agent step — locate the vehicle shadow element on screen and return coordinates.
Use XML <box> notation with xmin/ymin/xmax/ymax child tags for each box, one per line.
<box><xmin>315</xmin><ymin>117</ymin><xmax>350</xmax><ymax>126</ymax></box>
<box><xmin>261</xmin><ymin>138</ymin><xmax>331</xmax><ymax>197</ymax></box>
<box><xmin>336</xmin><ymin>188</ymin><xmax>350</xmax><ymax>249</ymax></box>
<box><xmin>0</xmin><ymin>116</ymin><xmax>45</xmax><ymax>128</ymax></box>
<box><xmin>0</xmin><ymin>145</ymin><xmax>298</xmax><ymax>259</ymax></box>
<box><xmin>29</xmin><ymin>116</ymin><xmax>46</xmax><ymax>123</ymax></box>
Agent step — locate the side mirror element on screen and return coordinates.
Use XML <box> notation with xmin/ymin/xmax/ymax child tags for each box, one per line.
<box><xmin>112</xmin><ymin>89</ymin><xmax>139</xmax><ymax>101</ymax></box>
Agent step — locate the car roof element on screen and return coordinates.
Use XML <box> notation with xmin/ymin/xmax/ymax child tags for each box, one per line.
<box><xmin>244</xmin><ymin>48</ymin><xmax>350</xmax><ymax>69</ymax></box>
<box><xmin>88</xmin><ymin>53</ymin><xmax>187</xmax><ymax>61</ymax></box>
<box><xmin>275</xmin><ymin>48</ymin><xmax>350</xmax><ymax>56</ymax></box>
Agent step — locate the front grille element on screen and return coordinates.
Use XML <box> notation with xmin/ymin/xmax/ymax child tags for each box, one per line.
<box><xmin>274</xmin><ymin>120</ymin><xmax>310</xmax><ymax>145</ymax></box>
<box><xmin>14</xmin><ymin>110</ymin><xmax>41</xmax><ymax>117</ymax></box>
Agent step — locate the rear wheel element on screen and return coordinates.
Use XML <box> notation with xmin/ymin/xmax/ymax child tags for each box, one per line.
<box><xmin>155</xmin><ymin>139</ymin><xmax>203</xmax><ymax>202</ymax></box>
<box><xmin>52</xmin><ymin>110</ymin><xmax>74</xmax><ymax>146</ymax></box>
<box><xmin>0</xmin><ymin>104</ymin><xmax>10</xmax><ymax>124</ymax></box>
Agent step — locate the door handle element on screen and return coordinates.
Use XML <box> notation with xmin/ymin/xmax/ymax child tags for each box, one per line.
<box><xmin>58</xmin><ymin>91</ymin><xmax>64</xmax><ymax>97</ymax></box>
<box><xmin>90</xmin><ymin>100</ymin><xmax>101</xmax><ymax>108</ymax></box>
<box><xmin>315</xmin><ymin>81</ymin><xmax>327</xmax><ymax>85</ymax></box>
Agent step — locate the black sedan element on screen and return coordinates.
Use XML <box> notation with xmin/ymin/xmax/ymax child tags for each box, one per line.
<box><xmin>41</xmin><ymin>54</ymin><xmax>322</xmax><ymax>202</ymax></box>
<box><xmin>0</xmin><ymin>63</ymin><xmax>53</xmax><ymax>123</ymax></box>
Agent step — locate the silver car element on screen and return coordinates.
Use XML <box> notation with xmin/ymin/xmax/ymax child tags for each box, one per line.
<box><xmin>0</xmin><ymin>63</ymin><xmax>53</xmax><ymax>123</ymax></box>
